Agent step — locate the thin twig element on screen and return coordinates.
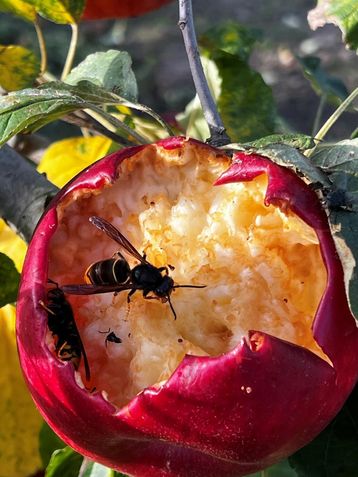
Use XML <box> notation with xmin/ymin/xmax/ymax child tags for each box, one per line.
<box><xmin>86</xmin><ymin>105</ymin><xmax>148</xmax><ymax>144</ymax></box>
<box><xmin>62</xmin><ymin>110</ymin><xmax>137</xmax><ymax>147</ymax></box>
<box><xmin>34</xmin><ymin>16</ymin><xmax>47</xmax><ymax>76</ymax></box>
<box><xmin>311</xmin><ymin>93</ymin><xmax>326</xmax><ymax>137</ymax></box>
<box><xmin>307</xmin><ymin>87</ymin><xmax>358</xmax><ymax>158</ymax></box>
<box><xmin>115</xmin><ymin>97</ymin><xmax>175</xmax><ymax>137</ymax></box>
<box><xmin>61</xmin><ymin>23</ymin><xmax>79</xmax><ymax>80</ymax></box>
<box><xmin>178</xmin><ymin>0</ymin><xmax>231</xmax><ymax>146</ymax></box>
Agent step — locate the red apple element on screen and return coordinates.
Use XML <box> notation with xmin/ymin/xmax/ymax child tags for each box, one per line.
<box><xmin>82</xmin><ymin>0</ymin><xmax>173</xmax><ymax>20</ymax></box>
<box><xmin>17</xmin><ymin>137</ymin><xmax>358</xmax><ymax>476</ymax></box>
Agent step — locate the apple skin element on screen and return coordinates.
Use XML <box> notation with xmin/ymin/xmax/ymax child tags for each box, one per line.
<box><xmin>16</xmin><ymin>137</ymin><xmax>358</xmax><ymax>476</ymax></box>
<box><xmin>82</xmin><ymin>0</ymin><xmax>173</xmax><ymax>20</ymax></box>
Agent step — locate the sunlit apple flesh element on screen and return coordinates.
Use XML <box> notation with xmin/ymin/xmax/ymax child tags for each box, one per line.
<box><xmin>48</xmin><ymin>141</ymin><xmax>327</xmax><ymax>406</ymax></box>
<box><xmin>17</xmin><ymin>137</ymin><xmax>358</xmax><ymax>477</ymax></box>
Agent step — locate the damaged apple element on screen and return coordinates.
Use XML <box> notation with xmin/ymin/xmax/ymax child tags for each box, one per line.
<box><xmin>16</xmin><ymin>137</ymin><xmax>358</xmax><ymax>477</ymax></box>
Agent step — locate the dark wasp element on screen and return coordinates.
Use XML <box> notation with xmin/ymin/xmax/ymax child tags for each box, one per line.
<box><xmin>40</xmin><ymin>282</ymin><xmax>90</xmax><ymax>381</ymax></box>
<box><xmin>62</xmin><ymin>215</ymin><xmax>206</xmax><ymax>320</ymax></box>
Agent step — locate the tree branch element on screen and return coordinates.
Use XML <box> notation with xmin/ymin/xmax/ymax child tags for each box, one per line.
<box><xmin>0</xmin><ymin>145</ymin><xmax>59</xmax><ymax>243</ymax></box>
<box><xmin>178</xmin><ymin>0</ymin><xmax>231</xmax><ymax>146</ymax></box>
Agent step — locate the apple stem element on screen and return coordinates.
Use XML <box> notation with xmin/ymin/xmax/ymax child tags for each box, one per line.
<box><xmin>0</xmin><ymin>145</ymin><xmax>59</xmax><ymax>243</ymax></box>
<box><xmin>178</xmin><ymin>0</ymin><xmax>231</xmax><ymax>146</ymax></box>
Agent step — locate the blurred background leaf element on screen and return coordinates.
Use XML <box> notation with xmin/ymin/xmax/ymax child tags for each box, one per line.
<box><xmin>26</xmin><ymin>0</ymin><xmax>85</xmax><ymax>24</ymax></box>
<box><xmin>308</xmin><ymin>0</ymin><xmax>358</xmax><ymax>52</ymax></box>
<box><xmin>0</xmin><ymin>252</ymin><xmax>20</xmax><ymax>307</ymax></box>
<box><xmin>297</xmin><ymin>55</ymin><xmax>348</xmax><ymax>105</ymax></box>
<box><xmin>0</xmin><ymin>0</ymin><xmax>36</xmax><ymax>21</ymax></box>
<box><xmin>200</xmin><ymin>20</ymin><xmax>260</xmax><ymax>60</ymax></box>
<box><xmin>212</xmin><ymin>48</ymin><xmax>276</xmax><ymax>141</ymax></box>
<box><xmin>0</xmin><ymin>44</ymin><xmax>40</xmax><ymax>91</ymax></box>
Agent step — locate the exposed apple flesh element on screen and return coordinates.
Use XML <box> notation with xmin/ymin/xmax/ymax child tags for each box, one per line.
<box><xmin>47</xmin><ymin>139</ymin><xmax>327</xmax><ymax>405</ymax></box>
<box><xmin>17</xmin><ymin>137</ymin><xmax>358</xmax><ymax>477</ymax></box>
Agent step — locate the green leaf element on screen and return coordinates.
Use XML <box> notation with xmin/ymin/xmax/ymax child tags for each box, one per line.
<box><xmin>39</xmin><ymin>422</ymin><xmax>66</xmax><ymax>468</ymax></box>
<box><xmin>0</xmin><ymin>80</ymin><xmax>170</xmax><ymax>146</ymax></box>
<box><xmin>26</xmin><ymin>0</ymin><xmax>85</xmax><ymax>24</ymax></box>
<box><xmin>45</xmin><ymin>447</ymin><xmax>83</xmax><ymax>477</ymax></box>
<box><xmin>0</xmin><ymin>45</ymin><xmax>40</xmax><ymax>91</ymax></box>
<box><xmin>0</xmin><ymin>0</ymin><xmax>36</xmax><ymax>21</ymax></box>
<box><xmin>66</xmin><ymin>50</ymin><xmax>138</xmax><ymax>102</ymax></box>
<box><xmin>0</xmin><ymin>81</ymin><xmax>117</xmax><ymax>146</ymax></box>
<box><xmin>308</xmin><ymin>0</ymin><xmax>358</xmax><ymax>52</ymax></box>
<box><xmin>0</xmin><ymin>252</ymin><xmax>20</xmax><ymax>307</ymax></box>
<box><xmin>214</xmin><ymin>50</ymin><xmax>276</xmax><ymax>142</ymax></box>
<box><xmin>250</xmin><ymin>143</ymin><xmax>332</xmax><ymax>187</ymax></box>
<box><xmin>204</xmin><ymin>21</ymin><xmax>276</xmax><ymax>142</ymax></box>
<box><xmin>247</xmin><ymin>459</ymin><xmax>297</xmax><ymax>476</ymax></box>
<box><xmin>311</xmin><ymin>139</ymin><xmax>358</xmax><ymax>319</ymax></box>
<box><xmin>290</xmin><ymin>383</ymin><xmax>358</xmax><ymax>476</ymax></box>
<box><xmin>200</xmin><ymin>21</ymin><xmax>259</xmax><ymax>61</ymax></box>
<box><xmin>297</xmin><ymin>56</ymin><xmax>348</xmax><ymax>105</ymax></box>
<box><xmin>242</xmin><ymin>133</ymin><xmax>316</xmax><ymax>151</ymax></box>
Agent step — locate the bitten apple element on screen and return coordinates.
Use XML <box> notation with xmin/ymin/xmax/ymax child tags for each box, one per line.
<box><xmin>17</xmin><ymin>137</ymin><xmax>358</xmax><ymax>477</ymax></box>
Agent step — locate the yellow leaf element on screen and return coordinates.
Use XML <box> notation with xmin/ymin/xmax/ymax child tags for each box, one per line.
<box><xmin>0</xmin><ymin>221</ymin><xmax>27</xmax><ymax>272</ymax></box>
<box><xmin>0</xmin><ymin>45</ymin><xmax>40</xmax><ymax>92</ymax></box>
<box><xmin>28</xmin><ymin>0</ymin><xmax>85</xmax><ymax>24</ymax></box>
<box><xmin>0</xmin><ymin>305</ymin><xmax>42</xmax><ymax>477</ymax></box>
<box><xmin>0</xmin><ymin>0</ymin><xmax>36</xmax><ymax>22</ymax></box>
<box><xmin>0</xmin><ymin>222</ymin><xmax>37</xmax><ymax>477</ymax></box>
<box><xmin>38</xmin><ymin>136</ymin><xmax>112</xmax><ymax>187</ymax></box>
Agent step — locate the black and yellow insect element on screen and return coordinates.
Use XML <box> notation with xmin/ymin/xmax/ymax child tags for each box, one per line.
<box><xmin>40</xmin><ymin>283</ymin><xmax>90</xmax><ymax>381</ymax></box>
<box><xmin>63</xmin><ymin>216</ymin><xmax>206</xmax><ymax>320</ymax></box>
